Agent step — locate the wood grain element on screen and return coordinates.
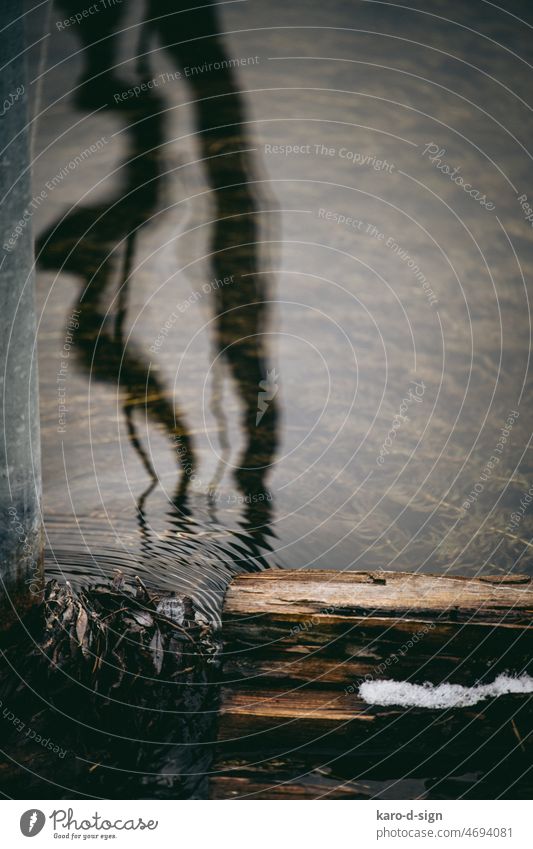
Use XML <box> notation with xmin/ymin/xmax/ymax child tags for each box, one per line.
<box><xmin>211</xmin><ymin>570</ymin><xmax>533</xmax><ymax>799</ymax></box>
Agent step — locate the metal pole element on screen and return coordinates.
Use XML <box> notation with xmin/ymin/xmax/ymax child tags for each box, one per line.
<box><xmin>0</xmin><ymin>0</ymin><xmax>43</xmax><ymax>628</ymax></box>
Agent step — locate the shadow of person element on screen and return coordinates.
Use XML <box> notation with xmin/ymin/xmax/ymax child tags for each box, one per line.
<box><xmin>146</xmin><ymin>0</ymin><xmax>280</xmax><ymax>527</ymax></box>
<box><xmin>32</xmin><ymin>0</ymin><xmax>283</xmax><ymax>801</ymax></box>
<box><xmin>55</xmin><ymin>0</ymin><xmax>133</xmax><ymax>109</ymax></box>
<box><xmin>38</xmin><ymin>0</ymin><xmax>280</xmax><ymax>600</ymax></box>
<box><xmin>37</xmin><ymin>85</ymin><xmax>196</xmax><ymax>490</ymax></box>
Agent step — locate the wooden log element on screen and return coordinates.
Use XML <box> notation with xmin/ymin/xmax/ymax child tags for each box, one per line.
<box><xmin>211</xmin><ymin>571</ymin><xmax>533</xmax><ymax>799</ymax></box>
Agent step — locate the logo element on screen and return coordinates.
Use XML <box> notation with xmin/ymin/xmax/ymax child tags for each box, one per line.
<box><xmin>20</xmin><ymin>810</ymin><xmax>46</xmax><ymax>837</ymax></box>
<box><xmin>256</xmin><ymin>369</ymin><xmax>279</xmax><ymax>425</ymax></box>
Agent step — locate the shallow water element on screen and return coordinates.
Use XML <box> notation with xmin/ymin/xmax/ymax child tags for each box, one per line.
<box><xmin>27</xmin><ymin>0</ymin><xmax>533</xmax><ymax>621</ymax></box>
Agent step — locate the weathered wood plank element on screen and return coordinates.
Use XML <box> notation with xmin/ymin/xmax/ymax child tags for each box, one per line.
<box><xmin>223</xmin><ymin>571</ymin><xmax>533</xmax><ymax>623</ymax></box>
<box><xmin>212</xmin><ymin>570</ymin><xmax>533</xmax><ymax>799</ymax></box>
<box><xmin>210</xmin><ymin>772</ymin><xmax>372</xmax><ymax>799</ymax></box>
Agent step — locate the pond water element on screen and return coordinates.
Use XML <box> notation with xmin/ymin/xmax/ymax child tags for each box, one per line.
<box><xmin>28</xmin><ymin>0</ymin><xmax>533</xmax><ymax>623</ymax></box>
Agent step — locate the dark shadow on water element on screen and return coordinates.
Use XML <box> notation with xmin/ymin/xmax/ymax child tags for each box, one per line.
<box><xmin>28</xmin><ymin>0</ymin><xmax>280</xmax><ymax>799</ymax></box>
<box><xmin>38</xmin><ymin>0</ymin><xmax>280</xmax><ymax>614</ymax></box>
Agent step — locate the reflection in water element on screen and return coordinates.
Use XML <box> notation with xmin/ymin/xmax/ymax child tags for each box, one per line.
<box><xmin>39</xmin><ymin>0</ymin><xmax>279</xmax><ymax>623</ymax></box>
<box><xmin>21</xmin><ymin>0</ymin><xmax>533</xmax><ymax>800</ymax></box>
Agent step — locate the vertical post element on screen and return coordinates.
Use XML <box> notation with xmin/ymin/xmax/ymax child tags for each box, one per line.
<box><xmin>0</xmin><ymin>0</ymin><xmax>43</xmax><ymax>628</ymax></box>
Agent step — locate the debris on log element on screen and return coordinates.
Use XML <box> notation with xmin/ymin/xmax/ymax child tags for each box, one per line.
<box><xmin>2</xmin><ymin>569</ymin><xmax>532</xmax><ymax>800</ymax></box>
<box><xmin>210</xmin><ymin>570</ymin><xmax>533</xmax><ymax>799</ymax></box>
<box><xmin>0</xmin><ymin>577</ymin><xmax>221</xmax><ymax>799</ymax></box>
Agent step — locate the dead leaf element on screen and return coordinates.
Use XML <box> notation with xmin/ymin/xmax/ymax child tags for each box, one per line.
<box><xmin>130</xmin><ymin>610</ymin><xmax>154</xmax><ymax>628</ymax></box>
<box><xmin>150</xmin><ymin>629</ymin><xmax>164</xmax><ymax>675</ymax></box>
<box><xmin>76</xmin><ymin>607</ymin><xmax>89</xmax><ymax>646</ymax></box>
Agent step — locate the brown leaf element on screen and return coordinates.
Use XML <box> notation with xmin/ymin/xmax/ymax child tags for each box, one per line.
<box><xmin>76</xmin><ymin>607</ymin><xmax>89</xmax><ymax>646</ymax></box>
<box><xmin>130</xmin><ymin>610</ymin><xmax>154</xmax><ymax>628</ymax></box>
<box><xmin>150</xmin><ymin>629</ymin><xmax>164</xmax><ymax>675</ymax></box>
<box><xmin>62</xmin><ymin>600</ymin><xmax>75</xmax><ymax>624</ymax></box>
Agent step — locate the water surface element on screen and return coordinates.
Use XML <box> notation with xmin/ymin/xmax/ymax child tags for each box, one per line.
<box><xmin>27</xmin><ymin>0</ymin><xmax>533</xmax><ymax>619</ymax></box>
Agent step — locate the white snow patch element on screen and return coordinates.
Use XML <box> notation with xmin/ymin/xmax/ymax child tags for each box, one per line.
<box><xmin>359</xmin><ymin>673</ymin><xmax>533</xmax><ymax>709</ymax></box>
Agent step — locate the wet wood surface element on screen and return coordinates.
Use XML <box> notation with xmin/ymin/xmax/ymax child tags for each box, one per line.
<box><xmin>210</xmin><ymin>570</ymin><xmax>533</xmax><ymax>799</ymax></box>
